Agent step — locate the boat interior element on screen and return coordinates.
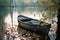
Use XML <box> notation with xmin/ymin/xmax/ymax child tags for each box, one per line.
<box><xmin>18</xmin><ymin>15</ymin><xmax>49</xmax><ymax>26</ymax></box>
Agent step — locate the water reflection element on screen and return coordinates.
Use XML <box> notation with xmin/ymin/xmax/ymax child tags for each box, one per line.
<box><xmin>0</xmin><ymin>7</ymin><xmax>10</xmax><ymax>32</ymax></box>
<box><xmin>4</xmin><ymin>12</ymin><xmax>19</xmax><ymax>30</ymax></box>
<box><xmin>5</xmin><ymin>14</ymin><xmax>12</xmax><ymax>25</ymax></box>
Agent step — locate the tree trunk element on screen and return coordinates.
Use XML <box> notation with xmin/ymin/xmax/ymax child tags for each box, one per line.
<box><xmin>56</xmin><ymin>3</ymin><xmax>60</xmax><ymax>40</ymax></box>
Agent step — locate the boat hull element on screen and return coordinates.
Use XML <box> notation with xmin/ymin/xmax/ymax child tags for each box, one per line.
<box><xmin>18</xmin><ymin>15</ymin><xmax>51</xmax><ymax>34</ymax></box>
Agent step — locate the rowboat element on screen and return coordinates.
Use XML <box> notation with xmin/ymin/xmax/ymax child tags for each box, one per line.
<box><xmin>17</xmin><ymin>15</ymin><xmax>51</xmax><ymax>34</ymax></box>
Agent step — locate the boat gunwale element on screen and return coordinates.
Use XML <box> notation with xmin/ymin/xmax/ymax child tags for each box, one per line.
<box><xmin>18</xmin><ymin>15</ymin><xmax>51</xmax><ymax>27</ymax></box>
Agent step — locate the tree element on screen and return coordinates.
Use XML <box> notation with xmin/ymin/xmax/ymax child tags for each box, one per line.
<box><xmin>36</xmin><ymin>0</ymin><xmax>59</xmax><ymax>23</ymax></box>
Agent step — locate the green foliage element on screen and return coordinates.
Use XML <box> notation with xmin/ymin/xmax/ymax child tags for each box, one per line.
<box><xmin>0</xmin><ymin>0</ymin><xmax>10</xmax><ymax>6</ymax></box>
<box><xmin>38</xmin><ymin>0</ymin><xmax>59</xmax><ymax>6</ymax></box>
<box><xmin>36</xmin><ymin>0</ymin><xmax>58</xmax><ymax>22</ymax></box>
